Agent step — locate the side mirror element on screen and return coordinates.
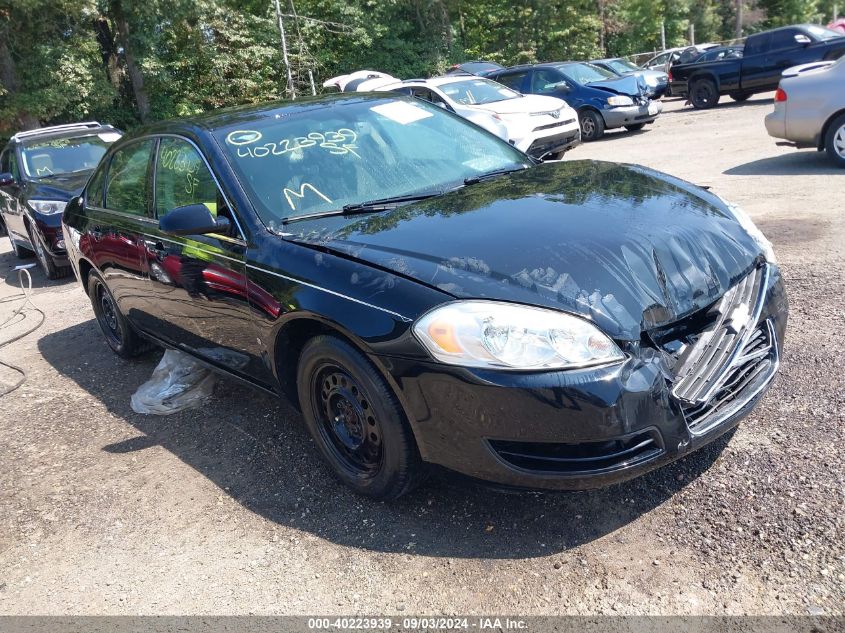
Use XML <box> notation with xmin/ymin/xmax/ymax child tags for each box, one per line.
<box><xmin>159</xmin><ymin>203</ymin><xmax>230</xmax><ymax>236</ymax></box>
<box><xmin>794</xmin><ymin>34</ymin><xmax>812</xmax><ymax>46</ymax></box>
<box><xmin>0</xmin><ymin>172</ymin><xmax>15</xmax><ymax>187</ymax></box>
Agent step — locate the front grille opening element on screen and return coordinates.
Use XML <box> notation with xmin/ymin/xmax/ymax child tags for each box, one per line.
<box><xmin>681</xmin><ymin>321</ymin><xmax>776</xmax><ymax>434</ymax></box>
<box><xmin>489</xmin><ymin>430</ymin><xmax>663</xmax><ymax>475</ymax></box>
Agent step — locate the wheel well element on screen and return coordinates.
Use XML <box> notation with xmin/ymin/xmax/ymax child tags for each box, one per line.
<box><xmin>78</xmin><ymin>258</ymin><xmax>93</xmax><ymax>289</ymax></box>
<box><xmin>818</xmin><ymin>108</ymin><xmax>845</xmax><ymax>150</ymax></box>
<box><xmin>689</xmin><ymin>73</ymin><xmax>718</xmax><ymax>90</ymax></box>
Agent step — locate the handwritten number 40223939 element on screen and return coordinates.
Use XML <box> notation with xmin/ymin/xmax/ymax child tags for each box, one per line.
<box><xmin>227</xmin><ymin>129</ymin><xmax>360</xmax><ymax>159</ymax></box>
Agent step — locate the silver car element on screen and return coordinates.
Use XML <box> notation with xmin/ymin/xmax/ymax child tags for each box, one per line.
<box><xmin>765</xmin><ymin>56</ymin><xmax>845</xmax><ymax>166</ymax></box>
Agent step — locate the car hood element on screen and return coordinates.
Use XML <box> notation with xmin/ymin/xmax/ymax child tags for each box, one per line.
<box><xmin>782</xmin><ymin>60</ymin><xmax>836</xmax><ymax>77</ymax></box>
<box><xmin>23</xmin><ymin>171</ymin><xmax>91</xmax><ymax>200</ymax></box>
<box><xmin>584</xmin><ymin>74</ymin><xmax>648</xmax><ymax>97</ymax></box>
<box><xmin>475</xmin><ymin>94</ymin><xmax>569</xmax><ymax>115</ymax></box>
<box><xmin>286</xmin><ymin>161</ymin><xmax>763</xmax><ymax>341</ymax></box>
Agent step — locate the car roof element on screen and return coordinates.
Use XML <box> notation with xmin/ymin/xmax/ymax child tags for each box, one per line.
<box><xmin>399</xmin><ymin>75</ymin><xmax>498</xmax><ymax>88</ymax></box>
<box><xmin>12</xmin><ymin>122</ymin><xmax>120</xmax><ymax>145</ymax></box>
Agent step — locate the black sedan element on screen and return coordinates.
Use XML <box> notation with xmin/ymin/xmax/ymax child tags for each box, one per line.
<box><xmin>62</xmin><ymin>94</ymin><xmax>787</xmax><ymax>499</ymax></box>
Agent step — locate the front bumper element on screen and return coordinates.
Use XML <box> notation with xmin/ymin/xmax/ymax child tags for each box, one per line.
<box><xmin>602</xmin><ymin>101</ymin><xmax>663</xmax><ymax>129</ymax></box>
<box><xmin>32</xmin><ymin>213</ymin><xmax>69</xmax><ymax>262</ymax></box>
<box><xmin>383</xmin><ymin>265</ymin><xmax>787</xmax><ymax>491</ymax></box>
<box><xmin>513</xmin><ymin>119</ymin><xmax>581</xmax><ymax>158</ymax></box>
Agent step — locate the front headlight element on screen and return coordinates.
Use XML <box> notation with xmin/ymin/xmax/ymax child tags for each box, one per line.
<box><xmin>720</xmin><ymin>198</ymin><xmax>777</xmax><ymax>264</ymax></box>
<box><xmin>29</xmin><ymin>200</ymin><xmax>67</xmax><ymax>215</ymax></box>
<box><xmin>606</xmin><ymin>95</ymin><xmax>634</xmax><ymax>107</ymax></box>
<box><xmin>413</xmin><ymin>300</ymin><xmax>625</xmax><ymax>370</ymax></box>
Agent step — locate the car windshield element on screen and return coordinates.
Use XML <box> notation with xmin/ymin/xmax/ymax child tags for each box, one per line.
<box><xmin>214</xmin><ymin>96</ymin><xmax>531</xmax><ymax>225</ymax></box>
<box><xmin>558</xmin><ymin>63</ymin><xmax>617</xmax><ymax>85</ymax></box>
<box><xmin>20</xmin><ymin>133</ymin><xmax>117</xmax><ymax>178</ymax></box>
<box><xmin>439</xmin><ymin>78</ymin><xmax>520</xmax><ymax>104</ymax></box>
<box><xmin>606</xmin><ymin>59</ymin><xmax>640</xmax><ymax>74</ymax></box>
<box><xmin>806</xmin><ymin>25</ymin><xmax>845</xmax><ymax>40</ymax></box>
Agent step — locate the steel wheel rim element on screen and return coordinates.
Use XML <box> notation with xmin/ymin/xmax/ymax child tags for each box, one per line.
<box><xmin>96</xmin><ymin>282</ymin><xmax>123</xmax><ymax>344</ymax></box>
<box><xmin>834</xmin><ymin>124</ymin><xmax>845</xmax><ymax>158</ymax></box>
<box><xmin>695</xmin><ymin>83</ymin><xmax>713</xmax><ymax>105</ymax></box>
<box><xmin>312</xmin><ymin>363</ymin><xmax>383</xmax><ymax>477</ymax></box>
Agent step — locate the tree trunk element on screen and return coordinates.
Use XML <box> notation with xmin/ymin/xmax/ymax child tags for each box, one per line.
<box><xmin>93</xmin><ymin>16</ymin><xmax>122</xmax><ymax>89</ymax></box>
<box><xmin>111</xmin><ymin>0</ymin><xmax>150</xmax><ymax>123</ymax></box>
<box><xmin>735</xmin><ymin>0</ymin><xmax>743</xmax><ymax>39</ymax></box>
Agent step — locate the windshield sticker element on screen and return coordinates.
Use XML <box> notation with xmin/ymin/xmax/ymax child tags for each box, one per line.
<box><xmin>283</xmin><ymin>183</ymin><xmax>332</xmax><ymax>210</ymax></box>
<box><xmin>227</xmin><ymin>129</ymin><xmax>359</xmax><ymax>159</ymax></box>
<box><xmin>98</xmin><ymin>132</ymin><xmax>122</xmax><ymax>143</ymax></box>
<box><xmin>370</xmin><ymin>101</ymin><xmax>434</xmax><ymax>125</ymax></box>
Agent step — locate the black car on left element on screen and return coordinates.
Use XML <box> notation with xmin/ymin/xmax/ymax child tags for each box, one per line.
<box><xmin>0</xmin><ymin>122</ymin><xmax>122</xmax><ymax>278</ymax></box>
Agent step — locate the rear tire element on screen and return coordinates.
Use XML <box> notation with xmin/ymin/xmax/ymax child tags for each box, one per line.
<box><xmin>87</xmin><ymin>270</ymin><xmax>147</xmax><ymax>358</ymax></box>
<box><xmin>578</xmin><ymin>109</ymin><xmax>605</xmax><ymax>141</ymax></box>
<box><xmin>29</xmin><ymin>228</ymin><xmax>70</xmax><ymax>280</ymax></box>
<box><xmin>8</xmin><ymin>235</ymin><xmax>33</xmax><ymax>259</ymax></box>
<box><xmin>297</xmin><ymin>335</ymin><xmax>423</xmax><ymax>500</ymax></box>
<box><xmin>824</xmin><ymin>113</ymin><xmax>845</xmax><ymax>168</ymax></box>
<box><xmin>690</xmin><ymin>79</ymin><xmax>720</xmax><ymax>109</ymax></box>
<box><xmin>625</xmin><ymin>123</ymin><xmax>646</xmax><ymax>131</ymax></box>
<box><xmin>729</xmin><ymin>91</ymin><xmax>752</xmax><ymax>102</ymax></box>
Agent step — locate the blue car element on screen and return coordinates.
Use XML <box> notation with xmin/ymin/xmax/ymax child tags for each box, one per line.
<box><xmin>489</xmin><ymin>62</ymin><xmax>663</xmax><ymax>141</ymax></box>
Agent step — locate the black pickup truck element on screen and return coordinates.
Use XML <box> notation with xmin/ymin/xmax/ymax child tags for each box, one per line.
<box><xmin>670</xmin><ymin>24</ymin><xmax>845</xmax><ymax>108</ymax></box>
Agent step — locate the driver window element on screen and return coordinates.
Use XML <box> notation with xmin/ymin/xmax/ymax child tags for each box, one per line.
<box><xmin>155</xmin><ymin>138</ymin><xmax>238</xmax><ymax>238</ymax></box>
<box><xmin>531</xmin><ymin>70</ymin><xmax>564</xmax><ymax>93</ymax></box>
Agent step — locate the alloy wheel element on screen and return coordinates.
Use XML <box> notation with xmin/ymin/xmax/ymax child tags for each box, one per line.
<box><xmin>32</xmin><ymin>234</ymin><xmax>50</xmax><ymax>276</ymax></box>
<box><xmin>313</xmin><ymin>364</ymin><xmax>383</xmax><ymax>477</ymax></box>
<box><xmin>581</xmin><ymin>117</ymin><xmax>595</xmax><ymax>137</ymax></box>
<box><xmin>835</xmin><ymin>124</ymin><xmax>845</xmax><ymax>159</ymax></box>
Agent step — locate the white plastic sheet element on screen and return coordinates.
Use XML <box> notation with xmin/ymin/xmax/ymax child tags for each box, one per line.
<box><xmin>130</xmin><ymin>349</ymin><xmax>216</xmax><ymax>415</ymax></box>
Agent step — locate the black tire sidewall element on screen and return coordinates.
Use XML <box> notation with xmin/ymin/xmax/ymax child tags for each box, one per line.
<box><xmin>87</xmin><ymin>271</ymin><xmax>139</xmax><ymax>358</ymax></box>
<box><xmin>297</xmin><ymin>335</ymin><xmax>421</xmax><ymax>499</ymax></box>
<box><xmin>825</xmin><ymin>114</ymin><xmax>845</xmax><ymax>167</ymax></box>
<box><xmin>691</xmin><ymin>79</ymin><xmax>718</xmax><ymax>109</ymax></box>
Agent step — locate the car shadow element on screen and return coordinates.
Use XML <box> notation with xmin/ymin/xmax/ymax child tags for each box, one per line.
<box><xmin>724</xmin><ymin>151</ymin><xmax>839</xmax><ymax>176</ymax></box>
<box><xmin>663</xmin><ymin>96</ymin><xmax>774</xmax><ymax>116</ymax></box>
<box><xmin>0</xmin><ymin>247</ymin><xmax>73</xmax><ymax>291</ymax></box>
<box><xmin>38</xmin><ymin>320</ymin><xmax>733</xmax><ymax>559</ymax></box>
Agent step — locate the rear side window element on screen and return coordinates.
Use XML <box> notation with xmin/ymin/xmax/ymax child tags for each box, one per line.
<box><xmin>86</xmin><ymin>162</ymin><xmax>107</xmax><ymax>207</ymax></box>
<box><xmin>154</xmin><ymin>138</ymin><xmax>219</xmax><ymax>218</ymax></box>
<box><xmin>531</xmin><ymin>69</ymin><xmax>566</xmax><ymax>93</ymax></box>
<box><xmin>744</xmin><ymin>33</ymin><xmax>771</xmax><ymax>56</ymax></box>
<box><xmin>493</xmin><ymin>71</ymin><xmax>527</xmax><ymax>91</ymax></box>
<box><xmin>105</xmin><ymin>140</ymin><xmax>154</xmax><ymax>216</ymax></box>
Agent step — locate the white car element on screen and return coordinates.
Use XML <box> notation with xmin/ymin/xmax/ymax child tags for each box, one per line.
<box><xmin>325</xmin><ymin>72</ymin><xmax>580</xmax><ymax>159</ymax></box>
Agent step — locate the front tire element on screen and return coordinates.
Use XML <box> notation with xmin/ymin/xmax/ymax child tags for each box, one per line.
<box><xmin>297</xmin><ymin>335</ymin><xmax>423</xmax><ymax>500</ymax></box>
<box><xmin>625</xmin><ymin>123</ymin><xmax>646</xmax><ymax>131</ymax></box>
<box><xmin>29</xmin><ymin>228</ymin><xmax>70</xmax><ymax>280</ymax></box>
<box><xmin>690</xmin><ymin>79</ymin><xmax>720</xmax><ymax>109</ymax></box>
<box><xmin>8</xmin><ymin>235</ymin><xmax>33</xmax><ymax>259</ymax></box>
<box><xmin>579</xmin><ymin>110</ymin><xmax>605</xmax><ymax>141</ymax></box>
<box><xmin>825</xmin><ymin>113</ymin><xmax>845</xmax><ymax>168</ymax></box>
<box><xmin>729</xmin><ymin>91</ymin><xmax>752</xmax><ymax>102</ymax></box>
<box><xmin>87</xmin><ymin>271</ymin><xmax>147</xmax><ymax>358</ymax></box>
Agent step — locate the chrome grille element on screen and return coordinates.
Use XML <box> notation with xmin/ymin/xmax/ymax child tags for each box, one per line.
<box><xmin>672</xmin><ymin>265</ymin><xmax>767</xmax><ymax>405</ymax></box>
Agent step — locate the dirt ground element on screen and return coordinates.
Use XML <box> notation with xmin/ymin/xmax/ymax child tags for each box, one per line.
<box><xmin>0</xmin><ymin>93</ymin><xmax>843</xmax><ymax>616</ymax></box>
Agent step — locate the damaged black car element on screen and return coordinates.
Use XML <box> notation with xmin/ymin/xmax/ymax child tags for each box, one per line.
<box><xmin>62</xmin><ymin>93</ymin><xmax>787</xmax><ymax>499</ymax></box>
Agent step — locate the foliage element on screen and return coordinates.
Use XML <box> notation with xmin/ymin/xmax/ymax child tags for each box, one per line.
<box><xmin>1</xmin><ymin>0</ymin><xmax>840</xmax><ymax>139</ymax></box>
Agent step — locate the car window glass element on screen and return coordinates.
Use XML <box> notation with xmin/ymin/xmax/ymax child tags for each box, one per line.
<box><xmin>105</xmin><ymin>139</ymin><xmax>154</xmax><ymax>216</ymax></box>
<box><xmin>20</xmin><ymin>134</ymin><xmax>113</xmax><ymax>178</ymax></box>
<box><xmin>155</xmin><ymin>137</ymin><xmax>238</xmax><ymax>238</ymax></box>
<box><xmin>86</xmin><ymin>162</ymin><xmax>107</xmax><ymax>207</ymax></box>
<box><xmin>8</xmin><ymin>151</ymin><xmax>20</xmax><ymax>180</ymax></box>
<box><xmin>493</xmin><ymin>71</ymin><xmax>526</xmax><ymax>91</ymax></box>
<box><xmin>0</xmin><ymin>149</ymin><xmax>9</xmax><ymax>174</ymax></box>
<box><xmin>440</xmin><ymin>78</ymin><xmax>520</xmax><ymax>104</ymax></box>
<box><xmin>744</xmin><ymin>33</ymin><xmax>770</xmax><ymax>55</ymax></box>
<box><xmin>769</xmin><ymin>29</ymin><xmax>799</xmax><ymax>51</ymax></box>
<box><xmin>531</xmin><ymin>69</ymin><xmax>566</xmax><ymax>93</ymax></box>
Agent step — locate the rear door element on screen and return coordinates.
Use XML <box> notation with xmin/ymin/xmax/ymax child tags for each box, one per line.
<box><xmin>140</xmin><ymin>135</ymin><xmax>268</xmax><ymax>382</ymax></box>
<box><xmin>84</xmin><ymin>138</ymin><xmax>154</xmax><ymax>320</ymax></box>
<box><xmin>740</xmin><ymin>32</ymin><xmax>773</xmax><ymax>90</ymax></box>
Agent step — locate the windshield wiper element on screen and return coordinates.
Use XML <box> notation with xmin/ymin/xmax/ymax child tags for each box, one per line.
<box><xmin>463</xmin><ymin>166</ymin><xmax>528</xmax><ymax>186</ymax></box>
<box><xmin>282</xmin><ymin>192</ymin><xmax>441</xmax><ymax>225</ymax></box>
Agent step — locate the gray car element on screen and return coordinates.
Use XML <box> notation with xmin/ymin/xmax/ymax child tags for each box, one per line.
<box><xmin>764</xmin><ymin>56</ymin><xmax>845</xmax><ymax>166</ymax></box>
<box><xmin>590</xmin><ymin>57</ymin><xmax>669</xmax><ymax>98</ymax></box>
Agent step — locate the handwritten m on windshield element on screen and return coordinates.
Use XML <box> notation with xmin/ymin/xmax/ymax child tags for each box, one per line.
<box><xmin>283</xmin><ymin>183</ymin><xmax>332</xmax><ymax>210</ymax></box>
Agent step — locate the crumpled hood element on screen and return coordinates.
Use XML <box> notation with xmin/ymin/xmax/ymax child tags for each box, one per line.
<box><xmin>23</xmin><ymin>171</ymin><xmax>91</xmax><ymax>201</ymax></box>
<box><xmin>287</xmin><ymin>161</ymin><xmax>763</xmax><ymax>341</ymax></box>
<box><xmin>586</xmin><ymin>74</ymin><xmax>648</xmax><ymax>98</ymax></box>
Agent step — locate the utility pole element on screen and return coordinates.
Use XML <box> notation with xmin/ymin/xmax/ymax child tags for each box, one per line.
<box><xmin>735</xmin><ymin>0</ymin><xmax>743</xmax><ymax>39</ymax></box>
<box><xmin>273</xmin><ymin>0</ymin><xmax>296</xmax><ymax>100</ymax></box>
<box><xmin>660</xmin><ymin>20</ymin><xmax>666</xmax><ymax>50</ymax></box>
<box><xmin>690</xmin><ymin>23</ymin><xmax>695</xmax><ymax>45</ymax></box>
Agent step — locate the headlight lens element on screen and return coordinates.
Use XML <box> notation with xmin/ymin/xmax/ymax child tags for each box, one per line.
<box><xmin>720</xmin><ymin>198</ymin><xmax>777</xmax><ymax>264</ymax></box>
<box><xmin>29</xmin><ymin>200</ymin><xmax>67</xmax><ymax>215</ymax></box>
<box><xmin>413</xmin><ymin>301</ymin><xmax>625</xmax><ymax>370</ymax></box>
<box><xmin>607</xmin><ymin>95</ymin><xmax>634</xmax><ymax>107</ymax></box>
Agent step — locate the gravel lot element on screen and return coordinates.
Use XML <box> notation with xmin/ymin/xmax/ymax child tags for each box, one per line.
<box><xmin>0</xmin><ymin>93</ymin><xmax>843</xmax><ymax>616</ymax></box>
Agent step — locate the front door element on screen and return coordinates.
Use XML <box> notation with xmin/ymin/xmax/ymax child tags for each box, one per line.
<box><xmin>140</xmin><ymin>136</ymin><xmax>268</xmax><ymax>383</ymax></box>
<box><xmin>0</xmin><ymin>148</ymin><xmax>26</xmax><ymax>244</ymax></box>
